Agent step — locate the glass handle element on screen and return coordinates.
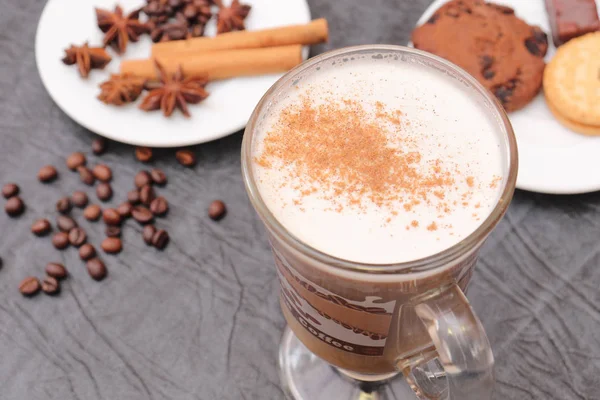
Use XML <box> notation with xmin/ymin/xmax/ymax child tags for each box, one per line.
<box><xmin>404</xmin><ymin>284</ymin><xmax>495</xmax><ymax>400</ymax></box>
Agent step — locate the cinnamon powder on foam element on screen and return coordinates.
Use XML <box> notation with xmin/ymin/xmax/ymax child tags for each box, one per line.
<box><xmin>255</xmin><ymin>94</ymin><xmax>488</xmax><ymax>228</ymax></box>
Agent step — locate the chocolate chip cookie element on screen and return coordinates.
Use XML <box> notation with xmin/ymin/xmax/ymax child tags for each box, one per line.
<box><xmin>412</xmin><ymin>0</ymin><xmax>548</xmax><ymax>112</ymax></box>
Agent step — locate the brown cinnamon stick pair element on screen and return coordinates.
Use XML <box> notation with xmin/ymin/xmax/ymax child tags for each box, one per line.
<box><xmin>120</xmin><ymin>19</ymin><xmax>328</xmax><ymax>80</ymax></box>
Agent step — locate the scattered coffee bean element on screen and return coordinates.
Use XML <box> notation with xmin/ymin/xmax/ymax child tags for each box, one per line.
<box><xmin>152</xmin><ymin>229</ymin><xmax>170</xmax><ymax>250</ymax></box>
<box><xmin>77</xmin><ymin>166</ymin><xmax>95</xmax><ymax>185</ymax></box>
<box><xmin>19</xmin><ymin>276</ymin><xmax>41</xmax><ymax>296</ymax></box>
<box><xmin>79</xmin><ymin>244</ymin><xmax>96</xmax><ymax>260</ymax></box>
<box><xmin>56</xmin><ymin>197</ymin><xmax>72</xmax><ymax>214</ymax></box>
<box><xmin>71</xmin><ymin>191</ymin><xmax>89</xmax><ymax>207</ymax></box>
<box><xmin>57</xmin><ymin>215</ymin><xmax>77</xmax><ymax>232</ymax></box>
<box><xmin>140</xmin><ymin>184</ymin><xmax>155</xmax><ymax>205</ymax></box>
<box><xmin>52</xmin><ymin>232</ymin><xmax>69</xmax><ymax>249</ymax></box>
<box><xmin>38</xmin><ymin>165</ymin><xmax>58</xmax><ymax>182</ymax></box>
<box><xmin>45</xmin><ymin>262</ymin><xmax>67</xmax><ymax>279</ymax></box>
<box><xmin>87</xmin><ymin>258</ymin><xmax>107</xmax><ymax>281</ymax></box>
<box><xmin>68</xmin><ymin>227</ymin><xmax>87</xmax><ymax>247</ymax></box>
<box><xmin>96</xmin><ymin>183</ymin><xmax>113</xmax><ymax>201</ymax></box>
<box><xmin>134</xmin><ymin>170</ymin><xmax>152</xmax><ymax>188</ymax></box>
<box><xmin>117</xmin><ymin>202</ymin><xmax>132</xmax><ymax>218</ymax></box>
<box><xmin>135</xmin><ymin>147</ymin><xmax>153</xmax><ymax>162</ymax></box>
<box><xmin>208</xmin><ymin>200</ymin><xmax>226</xmax><ymax>221</ymax></box>
<box><xmin>150</xmin><ymin>196</ymin><xmax>169</xmax><ymax>216</ymax></box>
<box><xmin>92</xmin><ymin>164</ymin><xmax>112</xmax><ymax>182</ymax></box>
<box><xmin>142</xmin><ymin>225</ymin><xmax>156</xmax><ymax>245</ymax></box>
<box><xmin>31</xmin><ymin>219</ymin><xmax>51</xmax><ymax>236</ymax></box>
<box><xmin>5</xmin><ymin>197</ymin><xmax>24</xmax><ymax>216</ymax></box>
<box><xmin>103</xmin><ymin>208</ymin><xmax>121</xmax><ymax>225</ymax></box>
<box><xmin>175</xmin><ymin>149</ymin><xmax>196</xmax><ymax>167</ymax></box>
<box><xmin>127</xmin><ymin>189</ymin><xmax>141</xmax><ymax>204</ymax></box>
<box><xmin>105</xmin><ymin>226</ymin><xmax>121</xmax><ymax>237</ymax></box>
<box><xmin>132</xmin><ymin>206</ymin><xmax>154</xmax><ymax>224</ymax></box>
<box><xmin>41</xmin><ymin>276</ymin><xmax>60</xmax><ymax>295</ymax></box>
<box><xmin>83</xmin><ymin>204</ymin><xmax>102</xmax><ymax>221</ymax></box>
<box><xmin>102</xmin><ymin>237</ymin><xmax>122</xmax><ymax>254</ymax></box>
<box><xmin>66</xmin><ymin>152</ymin><xmax>86</xmax><ymax>170</ymax></box>
<box><xmin>2</xmin><ymin>183</ymin><xmax>19</xmax><ymax>198</ymax></box>
<box><xmin>150</xmin><ymin>169</ymin><xmax>167</xmax><ymax>185</ymax></box>
<box><xmin>92</xmin><ymin>138</ymin><xmax>107</xmax><ymax>155</ymax></box>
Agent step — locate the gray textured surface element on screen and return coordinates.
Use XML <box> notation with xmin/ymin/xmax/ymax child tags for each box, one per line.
<box><xmin>0</xmin><ymin>0</ymin><xmax>598</xmax><ymax>399</ymax></box>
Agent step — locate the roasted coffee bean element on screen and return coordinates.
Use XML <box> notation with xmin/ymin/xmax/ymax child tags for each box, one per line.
<box><xmin>150</xmin><ymin>169</ymin><xmax>167</xmax><ymax>185</ymax></box>
<box><xmin>66</xmin><ymin>152</ymin><xmax>86</xmax><ymax>170</ymax></box>
<box><xmin>79</xmin><ymin>244</ymin><xmax>96</xmax><ymax>260</ymax></box>
<box><xmin>87</xmin><ymin>258</ymin><xmax>107</xmax><ymax>281</ymax></box>
<box><xmin>71</xmin><ymin>191</ymin><xmax>89</xmax><ymax>208</ymax></box>
<box><xmin>208</xmin><ymin>200</ymin><xmax>226</xmax><ymax>220</ymax></box>
<box><xmin>19</xmin><ymin>276</ymin><xmax>41</xmax><ymax>296</ymax></box>
<box><xmin>56</xmin><ymin>197</ymin><xmax>72</xmax><ymax>214</ymax></box>
<box><xmin>175</xmin><ymin>149</ymin><xmax>196</xmax><ymax>167</ymax></box>
<box><xmin>134</xmin><ymin>170</ymin><xmax>152</xmax><ymax>188</ymax></box>
<box><xmin>127</xmin><ymin>189</ymin><xmax>141</xmax><ymax>204</ymax></box>
<box><xmin>103</xmin><ymin>208</ymin><xmax>121</xmax><ymax>225</ymax></box>
<box><xmin>152</xmin><ymin>229</ymin><xmax>170</xmax><ymax>250</ymax></box>
<box><xmin>38</xmin><ymin>165</ymin><xmax>58</xmax><ymax>182</ymax></box>
<box><xmin>31</xmin><ymin>219</ymin><xmax>51</xmax><ymax>236</ymax></box>
<box><xmin>140</xmin><ymin>184</ymin><xmax>156</xmax><ymax>205</ymax></box>
<box><xmin>68</xmin><ymin>227</ymin><xmax>87</xmax><ymax>247</ymax></box>
<box><xmin>92</xmin><ymin>164</ymin><xmax>112</xmax><ymax>182</ymax></box>
<box><xmin>92</xmin><ymin>138</ymin><xmax>107</xmax><ymax>155</ymax></box>
<box><xmin>150</xmin><ymin>196</ymin><xmax>168</xmax><ymax>216</ymax></box>
<box><xmin>45</xmin><ymin>262</ymin><xmax>67</xmax><ymax>279</ymax></box>
<box><xmin>2</xmin><ymin>183</ymin><xmax>19</xmax><ymax>198</ymax></box>
<box><xmin>78</xmin><ymin>166</ymin><xmax>95</xmax><ymax>185</ymax></box>
<box><xmin>5</xmin><ymin>197</ymin><xmax>24</xmax><ymax>216</ymax></box>
<box><xmin>83</xmin><ymin>204</ymin><xmax>102</xmax><ymax>221</ymax></box>
<box><xmin>41</xmin><ymin>276</ymin><xmax>60</xmax><ymax>295</ymax></box>
<box><xmin>132</xmin><ymin>206</ymin><xmax>154</xmax><ymax>224</ymax></box>
<box><xmin>105</xmin><ymin>226</ymin><xmax>121</xmax><ymax>237</ymax></box>
<box><xmin>135</xmin><ymin>147</ymin><xmax>153</xmax><ymax>162</ymax></box>
<box><xmin>57</xmin><ymin>215</ymin><xmax>77</xmax><ymax>232</ymax></box>
<box><xmin>52</xmin><ymin>232</ymin><xmax>69</xmax><ymax>249</ymax></box>
<box><xmin>102</xmin><ymin>237</ymin><xmax>122</xmax><ymax>254</ymax></box>
<box><xmin>96</xmin><ymin>183</ymin><xmax>113</xmax><ymax>202</ymax></box>
<box><xmin>117</xmin><ymin>202</ymin><xmax>132</xmax><ymax>218</ymax></box>
<box><xmin>143</xmin><ymin>225</ymin><xmax>156</xmax><ymax>245</ymax></box>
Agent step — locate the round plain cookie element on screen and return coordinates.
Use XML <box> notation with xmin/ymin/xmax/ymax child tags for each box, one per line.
<box><xmin>546</xmin><ymin>100</ymin><xmax>600</xmax><ymax>136</ymax></box>
<box><xmin>412</xmin><ymin>0</ymin><xmax>548</xmax><ymax>112</ymax></box>
<box><xmin>543</xmin><ymin>32</ymin><xmax>600</xmax><ymax>126</ymax></box>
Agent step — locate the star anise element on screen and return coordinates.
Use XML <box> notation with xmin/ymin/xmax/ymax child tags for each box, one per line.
<box><xmin>139</xmin><ymin>61</ymin><xmax>209</xmax><ymax>117</ymax></box>
<box><xmin>98</xmin><ymin>74</ymin><xmax>147</xmax><ymax>106</ymax></box>
<box><xmin>62</xmin><ymin>43</ymin><xmax>112</xmax><ymax>78</ymax></box>
<box><xmin>96</xmin><ymin>5</ymin><xmax>150</xmax><ymax>54</ymax></box>
<box><xmin>216</xmin><ymin>0</ymin><xmax>251</xmax><ymax>34</ymax></box>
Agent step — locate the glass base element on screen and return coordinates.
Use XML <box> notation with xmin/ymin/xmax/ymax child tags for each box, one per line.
<box><xmin>279</xmin><ymin>327</ymin><xmax>419</xmax><ymax>400</ymax></box>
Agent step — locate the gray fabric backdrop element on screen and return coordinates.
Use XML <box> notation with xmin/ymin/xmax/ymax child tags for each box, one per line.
<box><xmin>1</xmin><ymin>0</ymin><xmax>599</xmax><ymax>399</ymax></box>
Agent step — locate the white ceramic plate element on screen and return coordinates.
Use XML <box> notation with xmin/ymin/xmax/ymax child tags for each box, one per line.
<box><xmin>415</xmin><ymin>0</ymin><xmax>600</xmax><ymax>194</ymax></box>
<box><xmin>36</xmin><ymin>0</ymin><xmax>310</xmax><ymax>147</ymax></box>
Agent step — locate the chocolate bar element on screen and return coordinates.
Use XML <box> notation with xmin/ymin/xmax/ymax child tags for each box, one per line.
<box><xmin>545</xmin><ymin>0</ymin><xmax>600</xmax><ymax>46</ymax></box>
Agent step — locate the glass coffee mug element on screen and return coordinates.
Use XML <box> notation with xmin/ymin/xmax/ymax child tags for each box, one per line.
<box><xmin>242</xmin><ymin>46</ymin><xmax>517</xmax><ymax>400</ymax></box>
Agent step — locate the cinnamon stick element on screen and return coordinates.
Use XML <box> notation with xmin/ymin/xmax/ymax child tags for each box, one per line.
<box><xmin>120</xmin><ymin>45</ymin><xmax>303</xmax><ymax>80</ymax></box>
<box><xmin>151</xmin><ymin>19</ymin><xmax>328</xmax><ymax>57</ymax></box>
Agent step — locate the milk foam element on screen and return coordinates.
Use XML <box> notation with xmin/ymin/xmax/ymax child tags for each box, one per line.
<box><xmin>252</xmin><ymin>55</ymin><xmax>506</xmax><ymax>264</ymax></box>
